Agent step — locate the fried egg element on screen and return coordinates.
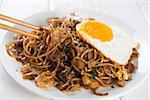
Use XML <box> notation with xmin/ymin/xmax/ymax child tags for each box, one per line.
<box><xmin>76</xmin><ymin>20</ymin><xmax>138</xmax><ymax>65</ymax></box>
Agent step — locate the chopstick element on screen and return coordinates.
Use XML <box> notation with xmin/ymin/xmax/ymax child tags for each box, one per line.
<box><xmin>0</xmin><ymin>13</ymin><xmax>40</xmax><ymax>38</ymax></box>
<box><xmin>0</xmin><ymin>14</ymin><xmax>40</xmax><ymax>30</ymax></box>
<box><xmin>0</xmin><ymin>23</ymin><xmax>39</xmax><ymax>38</ymax></box>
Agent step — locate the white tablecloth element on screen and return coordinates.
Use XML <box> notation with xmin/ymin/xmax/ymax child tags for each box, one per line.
<box><xmin>0</xmin><ymin>0</ymin><xmax>149</xmax><ymax>100</ymax></box>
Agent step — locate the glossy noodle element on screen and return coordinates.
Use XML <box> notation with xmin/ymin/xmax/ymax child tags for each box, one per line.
<box><xmin>6</xmin><ymin>15</ymin><xmax>138</xmax><ymax>96</ymax></box>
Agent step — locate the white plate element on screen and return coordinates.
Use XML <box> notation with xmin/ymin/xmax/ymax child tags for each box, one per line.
<box><xmin>0</xmin><ymin>9</ymin><xmax>149</xmax><ymax>100</ymax></box>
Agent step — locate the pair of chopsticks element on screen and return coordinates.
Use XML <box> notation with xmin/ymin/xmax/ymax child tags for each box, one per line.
<box><xmin>0</xmin><ymin>13</ymin><xmax>40</xmax><ymax>38</ymax></box>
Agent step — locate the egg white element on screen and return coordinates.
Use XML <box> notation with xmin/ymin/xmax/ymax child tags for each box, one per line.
<box><xmin>76</xmin><ymin>25</ymin><xmax>138</xmax><ymax>65</ymax></box>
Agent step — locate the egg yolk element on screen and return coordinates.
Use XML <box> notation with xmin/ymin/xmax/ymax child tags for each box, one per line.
<box><xmin>79</xmin><ymin>20</ymin><xmax>113</xmax><ymax>42</ymax></box>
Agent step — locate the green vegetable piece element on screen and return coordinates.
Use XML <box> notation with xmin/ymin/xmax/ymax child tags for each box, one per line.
<box><xmin>63</xmin><ymin>44</ymin><xmax>69</xmax><ymax>54</ymax></box>
<box><xmin>91</xmin><ymin>69</ymin><xmax>98</xmax><ymax>80</ymax></box>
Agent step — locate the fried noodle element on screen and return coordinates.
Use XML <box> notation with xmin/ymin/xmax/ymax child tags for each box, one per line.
<box><xmin>6</xmin><ymin>15</ymin><xmax>138</xmax><ymax>96</ymax></box>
